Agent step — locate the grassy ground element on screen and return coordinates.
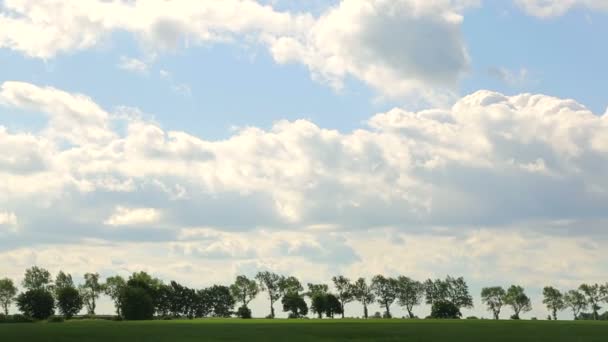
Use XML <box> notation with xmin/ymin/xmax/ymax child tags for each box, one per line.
<box><xmin>1</xmin><ymin>318</ymin><xmax>607</xmax><ymax>341</ymax></box>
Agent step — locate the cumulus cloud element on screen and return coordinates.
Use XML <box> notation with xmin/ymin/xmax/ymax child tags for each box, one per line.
<box><xmin>2</xmin><ymin>81</ymin><xmax>608</xmax><ymax>317</ymax></box>
<box><xmin>0</xmin><ymin>0</ymin><xmax>477</xmax><ymax>101</ymax></box>
<box><xmin>104</xmin><ymin>207</ymin><xmax>161</xmax><ymax>226</ymax></box>
<box><xmin>515</xmin><ymin>0</ymin><xmax>608</xmax><ymax>17</ymax></box>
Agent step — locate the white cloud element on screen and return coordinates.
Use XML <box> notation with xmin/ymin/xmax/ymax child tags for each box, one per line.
<box><xmin>515</xmin><ymin>0</ymin><xmax>608</xmax><ymax>17</ymax></box>
<box><xmin>1</xmin><ymin>81</ymin><xmax>608</xmax><ymax>317</ymax></box>
<box><xmin>487</xmin><ymin>67</ymin><xmax>531</xmax><ymax>87</ymax></box>
<box><xmin>0</xmin><ymin>211</ymin><xmax>18</xmax><ymax>232</ymax></box>
<box><xmin>104</xmin><ymin>206</ymin><xmax>161</xmax><ymax>226</ymax></box>
<box><xmin>0</xmin><ymin>0</ymin><xmax>477</xmax><ymax>102</ymax></box>
<box><xmin>117</xmin><ymin>56</ymin><xmax>149</xmax><ymax>74</ymax></box>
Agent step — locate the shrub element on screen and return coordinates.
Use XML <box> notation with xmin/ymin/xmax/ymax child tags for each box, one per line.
<box><xmin>236</xmin><ymin>306</ymin><xmax>252</xmax><ymax>319</ymax></box>
<box><xmin>466</xmin><ymin>316</ymin><xmax>479</xmax><ymax>320</ymax></box>
<box><xmin>372</xmin><ymin>312</ymin><xmax>382</xmax><ymax>319</ymax></box>
<box><xmin>0</xmin><ymin>314</ymin><xmax>34</xmax><ymax>323</ymax></box>
<box><xmin>16</xmin><ymin>289</ymin><xmax>55</xmax><ymax>320</ymax></box>
<box><xmin>430</xmin><ymin>301</ymin><xmax>462</xmax><ymax>319</ymax></box>
<box><xmin>48</xmin><ymin>316</ymin><xmax>65</xmax><ymax>323</ymax></box>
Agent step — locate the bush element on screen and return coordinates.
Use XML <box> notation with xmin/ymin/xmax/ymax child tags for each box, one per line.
<box><xmin>47</xmin><ymin>316</ymin><xmax>65</xmax><ymax>323</ymax></box>
<box><xmin>0</xmin><ymin>314</ymin><xmax>34</xmax><ymax>324</ymax></box>
<box><xmin>429</xmin><ymin>301</ymin><xmax>462</xmax><ymax>319</ymax></box>
<box><xmin>466</xmin><ymin>316</ymin><xmax>479</xmax><ymax>320</ymax></box>
<box><xmin>372</xmin><ymin>312</ymin><xmax>382</xmax><ymax>319</ymax></box>
<box><xmin>16</xmin><ymin>289</ymin><xmax>55</xmax><ymax>320</ymax></box>
<box><xmin>120</xmin><ymin>286</ymin><xmax>155</xmax><ymax>321</ymax></box>
<box><xmin>382</xmin><ymin>311</ymin><xmax>392</xmax><ymax>319</ymax></box>
<box><xmin>236</xmin><ymin>306</ymin><xmax>252</xmax><ymax>319</ymax></box>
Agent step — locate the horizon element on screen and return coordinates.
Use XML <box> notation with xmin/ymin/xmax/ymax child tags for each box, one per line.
<box><xmin>1</xmin><ymin>0</ymin><xmax>608</xmax><ymax>321</ymax></box>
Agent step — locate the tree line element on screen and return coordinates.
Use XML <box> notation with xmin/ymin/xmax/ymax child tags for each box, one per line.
<box><xmin>1</xmin><ymin>266</ymin><xmax>607</xmax><ymax>321</ymax></box>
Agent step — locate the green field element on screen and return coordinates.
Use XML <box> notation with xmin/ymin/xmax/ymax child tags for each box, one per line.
<box><xmin>1</xmin><ymin>319</ymin><xmax>608</xmax><ymax>341</ymax></box>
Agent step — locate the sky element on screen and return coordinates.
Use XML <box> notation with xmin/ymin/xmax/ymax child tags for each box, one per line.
<box><xmin>1</xmin><ymin>0</ymin><xmax>608</xmax><ymax>319</ymax></box>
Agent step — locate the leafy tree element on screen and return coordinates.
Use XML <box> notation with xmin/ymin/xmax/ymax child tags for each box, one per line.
<box><xmin>205</xmin><ymin>285</ymin><xmax>235</xmax><ymax>317</ymax></box>
<box><xmin>230</xmin><ymin>275</ymin><xmax>259</xmax><ymax>312</ymax></box>
<box><xmin>307</xmin><ymin>283</ymin><xmax>329</xmax><ymax>319</ymax></box>
<box><xmin>396</xmin><ymin>276</ymin><xmax>424</xmax><ymax>318</ymax></box>
<box><xmin>79</xmin><ymin>273</ymin><xmax>103</xmax><ymax>315</ymax></box>
<box><xmin>430</xmin><ymin>301</ymin><xmax>461</xmax><ymax>319</ymax></box>
<box><xmin>332</xmin><ymin>275</ymin><xmax>354</xmax><ymax>318</ymax></box>
<box><xmin>22</xmin><ymin>266</ymin><xmax>53</xmax><ymax>291</ymax></box>
<box><xmin>104</xmin><ymin>275</ymin><xmax>126</xmax><ymax>315</ymax></box>
<box><xmin>425</xmin><ymin>276</ymin><xmax>473</xmax><ymax>318</ymax></box>
<box><xmin>352</xmin><ymin>277</ymin><xmax>375</xmax><ymax>319</ymax></box>
<box><xmin>120</xmin><ymin>286</ymin><xmax>154</xmax><ymax>320</ymax></box>
<box><xmin>543</xmin><ymin>286</ymin><xmax>565</xmax><ymax>321</ymax></box>
<box><xmin>281</xmin><ymin>292</ymin><xmax>308</xmax><ymax>318</ymax></box>
<box><xmin>563</xmin><ymin>290</ymin><xmax>587</xmax><ymax>320</ymax></box>
<box><xmin>255</xmin><ymin>271</ymin><xmax>281</xmax><ymax>318</ymax></box>
<box><xmin>307</xmin><ymin>283</ymin><xmax>329</xmax><ymax>297</ymax></box>
<box><xmin>310</xmin><ymin>293</ymin><xmax>327</xmax><ymax>319</ymax></box>
<box><xmin>0</xmin><ymin>278</ymin><xmax>18</xmax><ymax>315</ymax></box>
<box><xmin>54</xmin><ymin>271</ymin><xmax>74</xmax><ymax>296</ymax></box>
<box><xmin>504</xmin><ymin>285</ymin><xmax>532</xmax><ymax>319</ymax></box>
<box><xmin>56</xmin><ymin>287</ymin><xmax>83</xmax><ymax>319</ymax></box>
<box><xmin>279</xmin><ymin>276</ymin><xmax>303</xmax><ymax>296</ymax></box>
<box><xmin>324</xmin><ymin>293</ymin><xmax>343</xmax><ymax>318</ymax></box>
<box><xmin>16</xmin><ymin>289</ymin><xmax>55</xmax><ymax>320</ymax></box>
<box><xmin>481</xmin><ymin>286</ymin><xmax>506</xmax><ymax>320</ymax></box>
<box><xmin>193</xmin><ymin>289</ymin><xmax>212</xmax><ymax>318</ymax></box>
<box><xmin>579</xmin><ymin>284</ymin><xmax>602</xmax><ymax>320</ymax></box>
<box><xmin>371</xmin><ymin>275</ymin><xmax>398</xmax><ymax>318</ymax></box>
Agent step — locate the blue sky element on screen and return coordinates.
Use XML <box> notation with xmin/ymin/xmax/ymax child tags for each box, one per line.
<box><xmin>1</xmin><ymin>0</ymin><xmax>608</xmax><ymax>319</ymax></box>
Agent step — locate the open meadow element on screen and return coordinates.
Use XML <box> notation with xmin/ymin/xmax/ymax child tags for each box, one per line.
<box><xmin>2</xmin><ymin>319</ymin><xmax>608</xmax><ymax>342</ymax></box>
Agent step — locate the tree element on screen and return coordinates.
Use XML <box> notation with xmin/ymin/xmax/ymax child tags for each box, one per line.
<box><xmin>371</xmin><ymin>275</ymin><xmax>398</xmax><ymax>318</ymax></box>
<box><xmin>324</xmin><ymin>293</ymin><xmax>343</xmax><ymax>318</ymax></box>
<box><xmin>230</xmin><ymin>275</ymin><xmax>259</xmax><ymax>317</ymax></box>
<box><xmin>352</xmin><ymin>278</ymin><xmax>375</xmax><ymax>319</ymax></box>
<box><xmin>56</xmin><ymin>287</ymin><xmax>83</xmax><ymax>319</ymax></box>
<box><xmin>0</xmin><ymin>278</ymin><xmax>18</xmax><ymax>315</ymax></box>
<box><xmin>310</xmin><ymin>293</ymin><xmax>327</xmax><ymax>319</ymax></box>
<box><xmin>504</xmin><ymin>285</ymin><xmax>532</xmax><ymax>319</ymax></box>
<box><xmin>579</xmin><ymin>284</ymin><xmax>602</xmax><ymax>320</ymax></box>
<box><xmin>332</xmin><ymin>275</ymin><xmax>354</xmax><ymax>318</ymax></box>
<box><xmin>255</xmin><ymin>271</ymin><xmax>281</xmax><ymax>318</ymax></box>
<box><xmin>563</xmin><ymin>290</ymin><xmax>587</xmax><ymax>320</ymax></box>
<box><xmin>104</xmin><ymin>275</ymin><xmax>126</xmax><ymax>315</ymax></box>
<box><xmin>282</xmin><ymin>292</ymin><xmax>308</xmax><ymax>318</ymax></box>
<box><xmin>307</xmin><ymin>283</ymin><xmax>329</xmax><ymax>297</ymax></box>
<box><xmin>79</xmin><ymin>273</ymin><xmax>103</xmax><ymax>315</ymax></box>
<box><xmin>205</xmin><ymin>285</ymin><xmax>235</xmax><ymax>317</ymax></box>
<box><xmin>481</xmin><ymin>286</ymin><xmax>506</xmax><ymax>320</ymax></box>
<box><xmin>307</xmin><ymin>283</ymin><xmax>329</xmax><ymax>319</ymax></box>
<box><xmin>430</xmin><ymin>301</ymin><xmax>461</xmax><ymax>319</ymax></box>
<box><xmin>120</xmin><ymin>286</ymin><xmax>155</xmax><ymax>320</ymax></box>
<box><xmin>425</xmin><ymin>276</ymin><xmax>473</xmax><ymax>317</ymax></box>
<box><xmin>279</xmin><ymin>276</ymin><xmax>303</xmax><ymax>296</ymax></box>
<box><xmin>54</xmin><ymin>271</ymin><xmax>74</xmax><ymax>296</ymax></box>
<box><xmin>22</xmin><ymin>266</ymin><xmax>52</xmax><ymax>291</ymax></box>
<box><xmin>396</xmin><ymin>276</ymin><xmax>424</xmax><ymax>318</ymax></box>
<box><xmin>16</xmin><ymin>289</ymin><xmax>55</xmax><ymax>320</ymax></box>
<box><xmin>543</xmin><ymin>286</ymin><xmax>565</xmax><ymax>321</ymax></box>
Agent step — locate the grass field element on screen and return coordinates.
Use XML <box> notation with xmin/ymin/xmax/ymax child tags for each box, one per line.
<box><xmin>1</xmin><ymin>319</ymin><xmax>608</xmax><ymax>341</ymax></box>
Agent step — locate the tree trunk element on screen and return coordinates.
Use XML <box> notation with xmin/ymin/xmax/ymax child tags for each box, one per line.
<box><xmin>494</xmin><ymin>311</ymin><xmax>499</xmax><ymax>320</ymax></box>
<box><xmin>552</xmin><ymin>309</ymin><xmax>557</xmax><ymax>321</ymax></box>
<box><xmin>270</xmin><ymin>300</ymin><xmax>275</xmax><ymax>318</ymax></box>
<box><xmin>363</xmin><ymin>304</ymin><xmax>368</xmax><ymax>319</ymax></box>
<box><xmin>407</xmin><ymin>309</ymin><xmax>414</xmax><ymax>319</ymax></box>
<box><xmin>385</xmin><ymin>303</ymin><xmax>391</xmax><ymax>318</ymax></box>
